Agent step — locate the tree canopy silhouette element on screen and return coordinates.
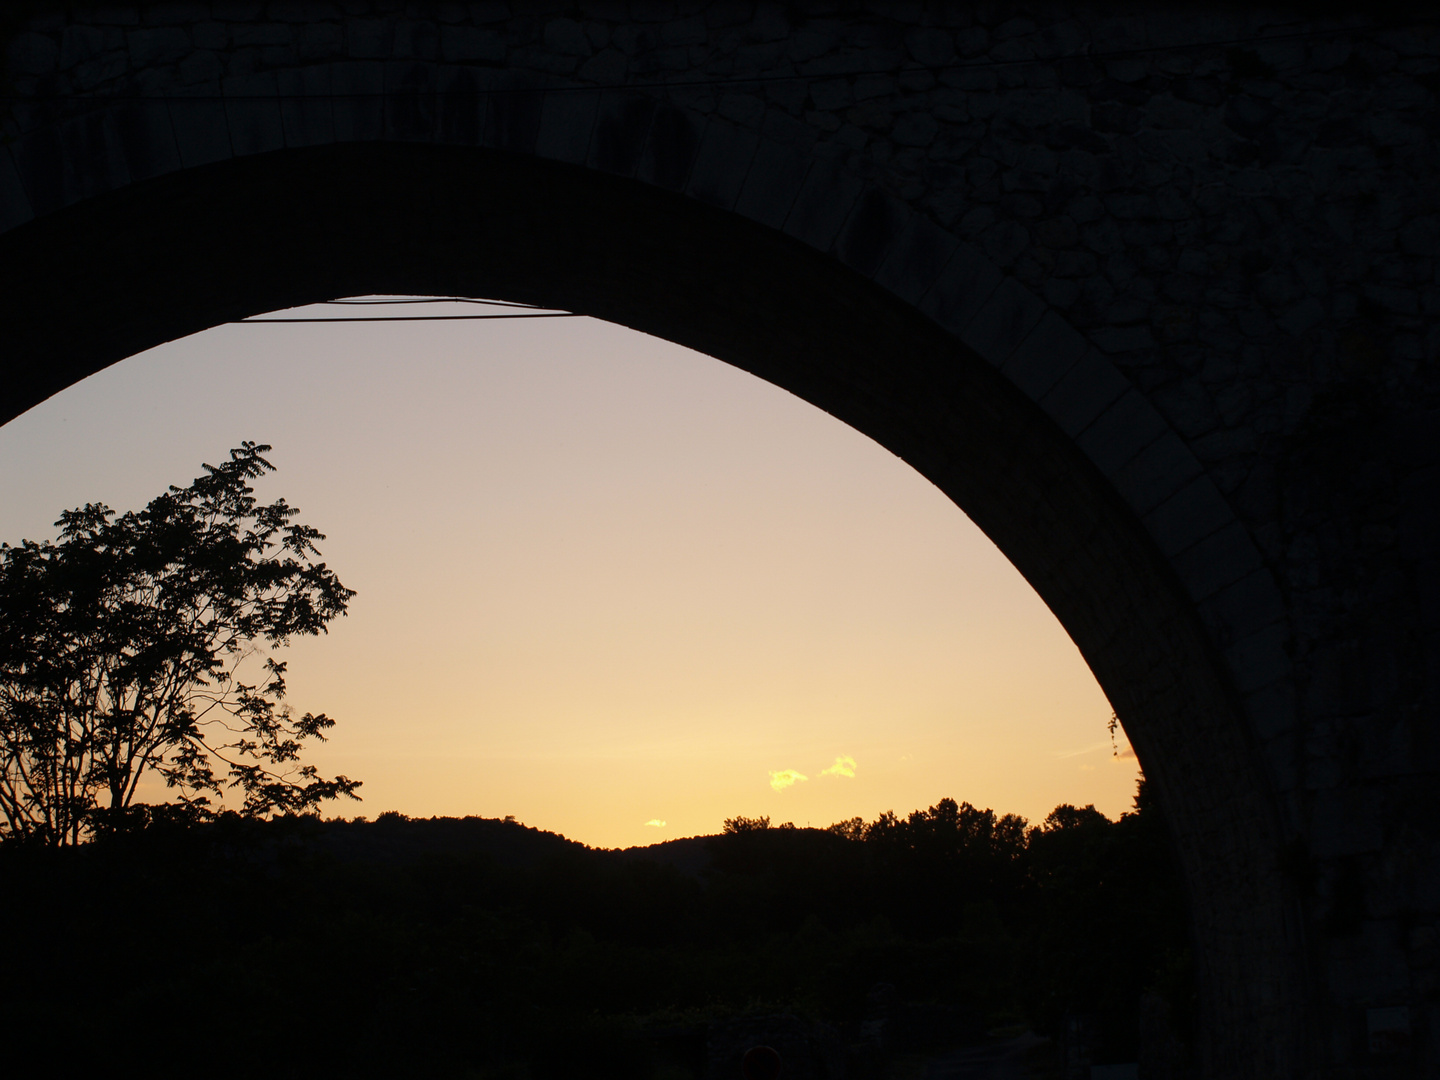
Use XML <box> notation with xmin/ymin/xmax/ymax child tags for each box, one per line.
<box><xmin>0</xmin><ymin>443</ymin><xmax>359</xmax><ymax>845</ymax></box>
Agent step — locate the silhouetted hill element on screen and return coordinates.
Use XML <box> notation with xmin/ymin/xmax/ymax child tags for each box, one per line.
<box><xmin>307</xmin><ymin>813</ymin><xmax>594</xmax><ymax>867</ymax></box>
<box><xmin>618</xmin><ymin>834</ymin><xmax>716</xmax><ymax>877</ymax></box>
<box><xmin>0</xmin><ymin>790</ymin><xmax>1188</xmax><ymax>1079</ymax></box>
<box><xmin>621</xmin><ymin>826</ymin><xmax>859</xmax><ymax>880</ymax></box>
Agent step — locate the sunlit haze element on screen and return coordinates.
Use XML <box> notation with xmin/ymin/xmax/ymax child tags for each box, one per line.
<box><xmin>0</xmin><ymin>300</ymin><xmax>1137</xmax><ymax>848</ymax></box>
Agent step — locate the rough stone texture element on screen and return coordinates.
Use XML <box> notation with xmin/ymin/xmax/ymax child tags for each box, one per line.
<box><xmin>2</xmin><ymin>2</ymin><xmax>1438</xmax><ymax>1076</ymax></box>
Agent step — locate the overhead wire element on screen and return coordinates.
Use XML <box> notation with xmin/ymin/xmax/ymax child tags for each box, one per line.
<box><xmin>231</xmin><ymin>296</ymin><xmax>578</xmax><ymax>323</ymax></box>
<box><xmin>233</xmin><ymin>312</ymin><xmax>583</xmax><ymax>323</ymax></box>
<box><xmin>321</xmin><ymin>297</ymin><xmax>548</xmax><ymax>308</ymax></box>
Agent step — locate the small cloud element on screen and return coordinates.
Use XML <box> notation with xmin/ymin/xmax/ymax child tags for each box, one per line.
<box><xmin>1114</xmin><ymin>747</ymin><xmax>1137</xmax><ymax>760</ymax></box>
<box><xmin>769</xmin><ymin>769</ymin><xmax>808</xmax><ymax>792</ymax></box>
<box><xmin>821</xmin><ymin>755</ymin><xmax>857</xmax><ymax>779</ymax></box>
<box><xmin>1054</xmin><ymin>741</ymin><xmax>1111</xmax><ymax>760</ymax></box>
<box><xmin>645</xmin><ymin>819</ymin><xmax>667</xmax><ymax>828</ymax></box>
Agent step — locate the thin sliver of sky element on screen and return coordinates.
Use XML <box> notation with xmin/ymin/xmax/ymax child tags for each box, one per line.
<box><xmin>0</xmin><ymin>300</ymin><xmax>1137</xmax><ymax>849</ymax></box>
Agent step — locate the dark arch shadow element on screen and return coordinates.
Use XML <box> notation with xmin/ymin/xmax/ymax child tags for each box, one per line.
<box><xmin>0</xmin><ymin>141</ymin><xmax>1307</xmax><ymax>1075</ymax></box>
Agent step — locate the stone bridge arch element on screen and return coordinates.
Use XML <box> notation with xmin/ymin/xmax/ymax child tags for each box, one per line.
<box><xmin>2</xmin><ymin>3</ymin><xmax>1437</xmax><ymax>1076</ymax></box>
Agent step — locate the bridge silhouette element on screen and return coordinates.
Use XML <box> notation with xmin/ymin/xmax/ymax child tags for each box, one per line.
<box><xmin>1</xmin><ymin>2</ymin><xmax>1436</xmax><ymax>1075</ymax></box>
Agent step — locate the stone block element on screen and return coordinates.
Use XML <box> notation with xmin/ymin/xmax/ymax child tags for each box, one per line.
<box><xmin>1276</xmin><ymin>296</ymin><xmax>1325</xmax><ymax>336</ymax></box>
<box><xmin>1143</xmin><ymin>475</ymin><xmax>1236</xmax><ymax>559</ymax></box>
<box><xmin>11</xmin><ymin>31</ymin><xmax>61</xmax><ymax>77</ymax></box>
<box><xmin>0</xmin><ymin>150</ymin><xmax>34</xmax><ymax>233</ymax></box>
<box><xmin>483</xmin><ymin>78</ymin><xmax>544</xmax><ymax>155</ymax></box>
<box><xmin>1204</xmin><ymin>567</ymin><xmax>1288</xmax><ymax>644</ymax></box>
<box><xmin>685</xmin><ymin>119</ymin><xmax>759</xmax><ymax>211</ymax></box>
<box><xmin>635</xmin><ymin>103</ymin><xmax>703</xmax><ymax>192</ymax></box>
<box><xmin>1073</xmin><ymin>387</ymin><xmax>1170</xmax><ymax>474</ymax></box>
<box><xmin>278</xmin><ymin>65</ymin><xmax>337</xmax><ymax>147</ymax></box>
<box><xmin>960</xmin><ymin>276</ymin><xmax>1046</xmax><ymax>368</ymax></box>
<box><xmin>808</xmin><ymin>78</ymin><xmax>852</xmax><ymax>113</ymax></box>
<box><xmin>329</xmin><ymin>61</ymin><xmax>386</xmax><ymax>142</ymax></box>
<box><xmin>733</xmin><ymin>136</ymin><xmax>811</xmax><ymax>231</ymax></box>
<box><xmin>1220</xmin><ymin>618</ymin><xmax>1292</xmax><ymax>697</ymax></box>
<box><xmin>232</xmin><ymin>23</ymin><xmax>295</xmax><ymax>48</ymax></box>
<box><xmin>999</xmin><ymin>308</ymin><xmax>1088</xmax><ymax>401</ymax></box>
<box><xmin>384</xmin><ymin>62</ymin><xmax>438</xmax><ymax>143</ymax></box>
<box><xmin>544</xmin><ymin>17</ymin><xmax>591</xmax><ymax>57</ymax></box>
<box><xmin>167</xmin><ymin>93</ymin><xmax>233</xmax><ymax>168</ymax></box>
<box><xmin>435</xmin><ymin>65</ymin><xmax>487</xmax><ymax>147</ymax></box>
<box><xmin>223</xmin><ymin>73</ymin><xmax>286</xmax><ymax>157</ymax></box>
<box><xmin>981</xmin><ymin>220</ymin><xmax>1029</xmax><ymax>267</ymax></box>
<box><xmin>589</xmin><ymin>91</ymin><xmax>657</xmax><ymax>177</ymax></box>
<box><xmin>1359</xmin><ymin>714</ymin><xmax>1421</xmax><ymax>782</ymax></box>
<box><xmin>1173</xmin><ymin>520</ymin><xmax>1265</xmax><ymax>605</ymax></box>
<box><xmin>1108</xmin><ymin>429</ymin><xmax>1204</xmax><ymax>518</ymax></box>
<box><xmin>657</xmin><ymin>15</ymin><xmax>704</xmax><ymax>46</ymax></box>
<box><xmin>1246</xmin><ymin>680</ymin><xmax>1298</xmax><ymax>742</ymax></box>
<box><xmin>179</xmin><ymin>49</ymin><xmax>223</xmax><ymax>86</ymax></box>
<box><xmin>17</xmin><ymin>111</ymin><xmax>134</xmax><ymax>212</ymax></box>
<box><xmin>717</xmin><ymin>92</ymin><xmax>765</xmax><ymax>127</ymax></box>
<box><xmin>345</xmin><ymin>17</ymin><xmax>388</xmax><ymax>60</ymax></box>
<box><xmin>782</xmin><ymin>157</ymin><xmax>866</xmax><ymax>254</ymax></box>
<box><xmin>141</xmin><ymin>1</ymin><xmax>209</xmax><ymax>21</ymax></box>
<box><xmin>113</xmin><ymin>98</ymin><xmax>182</xmax><ymax>181</ymax></box>
<box><xmin>1310</xmin><ymin>787</ymin><xmax>1385</xmax><ymax>859</ymax></box>
<box><xmin>268</xmin><ymin>2</ymin><xmax>344</xmax><ymax>20</ymax></box>
<box><xmin>127</xmin><ymin>27</ymin><xmax>190</xmax><ymax>67</ymax></box>
<box><xmin>534</xmin><ymin>89</ymin><xmax>599</xmax><ymax>165</ymax></box>
<box><xmin>905</xmin><ymin>27</ymin><xmax>954</xmax><ymax>67</ymax></box>
<box><xmin>873</xmin><ymin>214</ymin><xmax>960</xmax><ymax>309</ymax></box>
<box><xmin>1037</xmin><ymin>349</ymin><xmax>1129</xmax><ymax>437</ymax></box>
<box><xmin>836</xmin><ymin>190</ymin><xmax>908</xmax><ymax>280</ymax></box>
<box><xmin>60</xmin><ymin>25</ymin><xmax>108</xmax><ymax>71</ymax></box>
<box><xmin>894</xmin><ymin>111</ymin><xmax>938</xmax><ymax>147</ymax></box>
<box><xmin>208</xmin><ymin>2</ymin><xmax>261</xmax><ymax>17</ymax></box>
<box><xmin>441</xmin><ymin>24</ymin><xmax>505</xmax><ymax>63</ymax></box>
<box><xmin>917</xmin><ymin>242</ymin><xmax>1004</xmax><ymax>342</ymax></box>
<box><xmin>1091</xmin><ymin>324</ymin><xmax>1157</xmax><ymax>354</ymax></box>
<box><xmin>800</xmin><ymin>48</ymin><xmax>901</xmax><ymax>79</ymax></box>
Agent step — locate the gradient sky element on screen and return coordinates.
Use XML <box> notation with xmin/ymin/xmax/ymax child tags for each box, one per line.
<box><xmin>0</xmin><ymin>299</ymin><xmax>1137</xmax><ymax>849</ymax></box>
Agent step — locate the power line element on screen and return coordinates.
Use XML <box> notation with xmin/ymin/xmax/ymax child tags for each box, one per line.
<box><xmin>230</xmin><ymin>296</ymin><xmax>579</xmax><ymax>322</ymax></box>
<box><xmin>322</xmin><ymin>297</ymin><xmax>547</xmax><ymax>308</ymax></box>
<box><xmin>233</xmin><ymin>312</ymin><xmax>583</xmax><ymax>323</ymax></box>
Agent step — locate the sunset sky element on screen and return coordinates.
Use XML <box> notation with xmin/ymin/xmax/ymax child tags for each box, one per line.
<box><xmin>0</xmin><ymin>299</ymin><xmax>1137</xmax><ymax>849</ymax></box>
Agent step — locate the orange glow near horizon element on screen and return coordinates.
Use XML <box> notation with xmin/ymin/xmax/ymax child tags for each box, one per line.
<box><xmin>0</xmin><ymin>300</ymin><xmax>1138</xmax><ymax>848</ymax></box>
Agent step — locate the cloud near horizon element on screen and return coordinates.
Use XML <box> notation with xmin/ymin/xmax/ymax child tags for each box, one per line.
<box><xmin>645</xmin><ymin>819</ymin><xmax>667</xmax><ymax>827</ymax></box>
<box><xmin>769</xmin><ymin>769</ymin><xmax>808</xmax><ymax>792</ymax></box>
<box><xmin>821</xmin><ymin>755</ymin><xmax>857</xmax><ymax>778</ymax></box>
<box><xmin>1054</xmin><ymin>741</ymin><xmax>1112</xmax><ymax>760</ymax></box>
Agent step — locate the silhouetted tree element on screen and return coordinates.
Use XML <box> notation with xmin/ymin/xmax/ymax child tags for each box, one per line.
<box><xmin>826</xmin><ymin>816</ymin><xmax>865</xmax><ymax>842</ymax></box>
<box><xmin>723</xmin><ymin>814</ymin><xmax>771</xmax><ymax>833</ymax></box>
<box><xmin>0</xmin><ymin>443</ymin><xmax>359</xmax><ymax>845</ymax></box>
<box><xmin>1020</xmin><ymin>787</ymin><xmax>1188</xmax><ymax>1061</ymax></box>
<box><xmin>860</xmin><ymin>798</ymin><xmax>1029</xmax><ymax>911</ymax></box>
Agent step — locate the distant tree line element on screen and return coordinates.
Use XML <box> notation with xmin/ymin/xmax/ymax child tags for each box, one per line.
<box><xmin>721</xmin><ymin>786</ymin><xmax>1193</xmax><ymax>1061</ymax></box>
<box><xmin>0</xmin><ymin>781</ymin><xmax>1187</xmax><ymax>1078</ymax></box>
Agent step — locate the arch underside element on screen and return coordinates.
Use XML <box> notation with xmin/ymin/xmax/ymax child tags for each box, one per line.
<box><xmin>0</xmin><ymin>142</ymin><xmax>1307</xmax><ymax>1074</ymax></box>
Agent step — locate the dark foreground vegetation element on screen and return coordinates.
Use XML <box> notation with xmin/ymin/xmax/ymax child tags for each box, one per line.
<box><xmin>0</xmin><ymin>785</ymin><xmax>1188</xmax><ymax>1079</ymax></box>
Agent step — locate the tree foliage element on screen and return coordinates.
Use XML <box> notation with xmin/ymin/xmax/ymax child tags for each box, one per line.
<box><xmin>0</xmin><ymin>443</ymin><xmax>360</xmax><ymax>845</ymax></box>
<box><xmin>722</xmin><ymin>813</ymin><xmax>771</xmax><ymax>834</ymax></box>
<box><xmin>0</xmin><ymin>781</ymin><xmax>1187</xmax><ymax>1075</ymax></box>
